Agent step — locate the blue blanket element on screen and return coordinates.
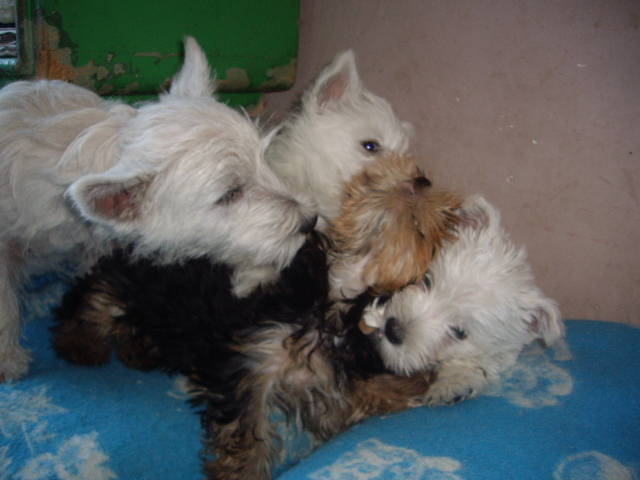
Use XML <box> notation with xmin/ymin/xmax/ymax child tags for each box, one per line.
<box><xmin>2</xmin><ymin>275</ymin><xmax>639</xmax><ymax>479</ymax></box>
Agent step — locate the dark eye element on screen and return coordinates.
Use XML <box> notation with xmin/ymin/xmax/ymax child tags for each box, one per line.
<box><xmin>423</xmin><ymin>271</ymin><xmax>433</xmax><ymax>289</ymax></box>
<box><xmin>449</xmin><ymin>326</ymin><xmax>468</xmax><ymax>340</ymax></box>
<box><xmin>216</xmin><ymin>185</ymin><xmax>243</xmax><ymax>205</ymax></box>
<box><xmin>361</xmin><ymin>140</ymin><xmax>381</xmax><ymax>154</ymax></box>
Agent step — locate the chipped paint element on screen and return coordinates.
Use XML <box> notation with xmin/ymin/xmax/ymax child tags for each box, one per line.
<box><xmin>260</xmin><ymin>58</ymin><xmax>297</xmax><ymax>90</ymax></box>
<box><xmin>245</xmin><ymin>95</ymin><xmax>267</xmax><ymax>118</ymax></box>
<box><xmin>35</xmin><ymin>16</ymin><xmax>141</xmax><ymax>95</ymax></box>
<box><xmin>216</xmin><ymin>67</ymin><xmax>251</xmax><ymax>91</ymax></box>
<box><xmin>30</xmin><ymin>7</ymin><xmax>298</xmax><ymax>96</ymax></box>
<box><xmin>36</xmin><ymin>22</ymin><xmax>76</xmax><ymax>80</ymax></box>
<box><xmin>134</xmin><ymin>51</ymin><xmax>179</xmax><ymax>62</ymax></box>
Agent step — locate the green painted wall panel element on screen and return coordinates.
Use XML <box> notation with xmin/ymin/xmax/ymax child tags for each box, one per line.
<box><xmin>2</xmin><ymin>0</ymin><xmax>299</xmax><ymax>98</ymax></box>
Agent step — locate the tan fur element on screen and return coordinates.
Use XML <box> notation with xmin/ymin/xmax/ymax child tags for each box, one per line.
<box><xmin>53</xmin><ymin>278</ymin><xmax>162</xmax><ymax>371</ymax></box>
<box><xmin>206</xmin><ymin>324</ymin><xmax>431</xmax><ymax>480</ymax></box>
<box><xmin>328</xmin><ymin>154</ymin><xmax>461</xmax><ymax>295</ymax></box>
<box><xmin>53</xmin><ymin>153</ymin><xmax>462</xmax><ymax>479</ymax></box>
<box><xmin>52</xmin><ymin>280</ymin><xmax>123</xmax><ymax>366</ymax></box>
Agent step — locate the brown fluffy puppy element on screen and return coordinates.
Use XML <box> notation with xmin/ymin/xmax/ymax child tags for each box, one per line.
<box><xmin>328</xmin><ymin>153</ymin><xmax>461</xmax><ymax>300</ymax></box>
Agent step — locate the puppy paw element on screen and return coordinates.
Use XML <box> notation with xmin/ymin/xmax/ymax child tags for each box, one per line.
<box><xmin>52</xmin><ymin>321</ymin><xmax>112</xmax><ymax>366</ymax></box>
<box><xmin>424</xmin><ymin>385</ymin><xmax>475</xmax><ymax>406</ymax></box>
<box><xmin>422</xmin><ymin>366</ymin><xmax>488</xmax><ymax>407</ymax></box>
<box><xmin>0</xmin><ymin>345</ymin><xmax>32</xmax><ymax>382</ymax></box>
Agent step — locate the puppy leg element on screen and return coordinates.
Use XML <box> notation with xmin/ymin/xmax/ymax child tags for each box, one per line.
<box><xmin>203</xmin><ymin>326</ymin><xmax>330</xmax><ymax>480</ymax></box>
<box><xmin>348</xmin><ymin>373</ymin><xmax>433</xmax><ymax>423</ymax></box>
<box><xmin>423</xmin><ymin>352</ymin><xmax>518</xmax><ymax>406</ymax></box>
<box><xmin>203</xmin><ymin>376</ymin><xmax>277</xmax><ymax>480</ymax></box>
<box><xmin>0</xmin><ymin>249</ymin><xmax>30</xmax><ymax>381</ymax></box>
<box><xmin>423</xmin><ymin>363</ymin><xmax>486</xmax><ymax>406</ymax></box>
<box><xmin>52</xmin><ymin>273</ymin><xmax>121</xmax><ymax>366</ymax></box>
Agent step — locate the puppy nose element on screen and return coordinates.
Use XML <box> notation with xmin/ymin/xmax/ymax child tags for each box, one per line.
<box><xmin>413</xmin><ymin>176</ymin><xmax>432</xmax><ymax>191</ymax></box>
<box><xmin>299</xmin><ymin>215</ymin><xmax>318</xmax><ymax>234</ymax></box>
<box><xmin>384</xmin><ymin>316</ymin><xmax>405</xmax><ymax>345</ymax></box>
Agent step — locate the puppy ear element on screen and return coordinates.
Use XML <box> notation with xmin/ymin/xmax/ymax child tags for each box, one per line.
<box><xmin>401</xmin><ymin>121</ymin><xmax>415</xmax><ymax>140</ymax></box>
<box><xmin>169</xmin><ymin>36</ymin><xmax>215</xmax><ymax>98</ymax></box>
<box><xmin>527</xmin><ymin>298</ymin><xmax>564</xmax><ymax>345</ymax></box>
<box><xmin>305</xmin><ymin>50</ymin><xmax>362</xmax><ymax>110</ymax></box>
<box><xmin>459</xmin><ymin>195</ymin><xmax>500</xmax><ymax>231</ymax></box>
<box><xmin>67</xmin><ymin>170</ymin><xmax>152</xmax><ymax>225</ymax></box>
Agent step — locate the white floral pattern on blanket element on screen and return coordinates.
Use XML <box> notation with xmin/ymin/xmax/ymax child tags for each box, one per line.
<box><xmin>2</xmin><ymin>276</ymin><xmax>639</xmax><ymax>480</ymax></box>
<box><xmin>0</xmin><ymin>384</ymin><xmax>115</xmax><ymax>479</ymax></box>
<box><xmin>484</xmin><ymin>342</ymin><xmax>573</xmax><ymax>408</ymax></box>
<box><xmin>301</xmin><ymin>441</ymin><xmax>637</xmax><ymax>480</ymax></box>
<box><xmin>308</xmin><ymin>439</ymin><xmax>463</xmax><ymax>480</ymax></box>
<box><xmin>14</xmin><ymin>433</ymin><xmax>115</xmax><ymax>480</ymax></box>
<box><xmin>554</xmin><ymin>451</ymin><xmax>637</xmax><ymax>480</ymax></box>
<box><xmin>1</xmin><ymin>385</ymin><xmax>66</xmax><ymax>449</ymax></box>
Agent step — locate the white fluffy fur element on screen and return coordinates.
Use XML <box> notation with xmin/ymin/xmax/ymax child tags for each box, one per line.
<box><xmin>0</xmin><ymin>37</ymin><xmax>311</xmax><ymax>381</ymax></box>
<box><xmin>363</xmin><ymin>195</ymin><xmax>564</xmax><ymax>406</ymax></box>
<box><xmin>267</xmin><ymin>50</ymin><xmax>414</xmax><ymax>226</ymax></box>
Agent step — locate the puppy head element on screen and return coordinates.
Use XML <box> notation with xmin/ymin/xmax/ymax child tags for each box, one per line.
<box><xmin>67</xmin><ymin>37</ymin><xmax>314</xmax><ymax>294</ymax></box>
<box><xmin>267</xmin><ymin>50</ymin><xmax>414</xmax><ymax>222</ymax></box>
<box><xmin>359</xmin><ymin>195</ymin><xmax>563</xmax><ymax>375</ymax></box>
<box><xmin>327</xmin><ymin>154</ymin><xmax>461</xmax><ymax>299</ymax></box>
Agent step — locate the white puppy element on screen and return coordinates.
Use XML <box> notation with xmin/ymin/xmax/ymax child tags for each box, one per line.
<box><xmin>361</xmin><ymin>195</ymin><xmax>564</xmax><ymax>406</ymax></box>
<box><xmin>0</xmin><ymin>37</ymin><xmax>312</xmax><ymax>381</ymax></box>
<box><xmin>267</xmin><ymin>50</ymin><xmax>414</xmax><ymax>226</ymax></box>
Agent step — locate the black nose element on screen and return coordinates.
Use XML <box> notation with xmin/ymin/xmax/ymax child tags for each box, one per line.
<box><xmin>299</xmin><ymin>215</ymin><xmax>318</xmax><ymax>234</ymax></box>
<box><xmin>413</xmin><ymin>176</ymin><xmax>432</xmax><ymax>191</ymax></box>
<box><xmin>384</xmin><ymin>316</ymin><xmax>405</xmax><ymax>345</ymax></box>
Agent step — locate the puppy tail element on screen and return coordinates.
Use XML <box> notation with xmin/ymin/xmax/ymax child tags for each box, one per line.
<box><xmin>169</xmin><ymin>36</ymin><xmax>215</xmax><ymax>98</ymax></box>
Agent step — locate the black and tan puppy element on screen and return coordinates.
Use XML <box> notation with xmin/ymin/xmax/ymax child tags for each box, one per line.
<box><xmin>52</xmin><ymin>155</ymin><xmax>461</xmax><ymax>480</ymax></box>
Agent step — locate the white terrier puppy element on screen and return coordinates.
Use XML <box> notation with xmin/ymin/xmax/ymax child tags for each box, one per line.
<box><xmin>267</xmin><ymin>50</ymin><xmax>414</xmax><ymax>226</ymax></box>
<box><xmin>0</xmin><ymin>37</ymin><xmax>312</xmax><ymax>381</ymax></box>
<box><xmin>361</xmin><ymin>195</ymin><xmax>564</xmax><ymax>406</ymax></box>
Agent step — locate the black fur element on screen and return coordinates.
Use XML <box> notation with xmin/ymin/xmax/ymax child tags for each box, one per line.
<box><xmin>52</xmin><ymin>231</ymin><xmax>387</xmax><ymax>448</ymax></box>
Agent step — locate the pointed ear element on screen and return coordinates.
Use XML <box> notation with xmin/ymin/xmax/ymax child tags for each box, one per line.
<box><xmin>459</xmin><ymin>195</ymin><xmax>499</xmax><ymax>231</ymax></box>
<box><xmin>169</xmin><ymin>36</ymin><xmax>215</xmax><ymax>98</ymax></box>
<box><xmin>527</xmin><ymin>299</ymin><xmax>564</xmax><ymax>345</ymax></box>
<box><xmin>67</xmin><ymin>171</ymin><xmax>152</xmax><ymax>225</ymax></box>
<box><xmin>304</xmin><ymin>50</ymin><xmax>362</xmax><ymax>110</ymax></box>
<box><xmin>401</xmin><ymin>121</ymin><xmax>415</xmax><ymax>140</ymax></box>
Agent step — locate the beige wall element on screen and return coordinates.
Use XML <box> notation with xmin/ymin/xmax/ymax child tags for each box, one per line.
<box><xmin>265</xmin><ymin>0</ymin><xmax>640</xmax><ymax>325</ymax></box>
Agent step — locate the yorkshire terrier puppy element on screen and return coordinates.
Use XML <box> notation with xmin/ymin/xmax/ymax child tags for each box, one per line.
<box><xmin>328</xmin><ymin>154</ymin><xmax>461</xmax><ymax>300</ymax></box>
<box><xmin>52</xmin><ymin>155</ymin><xmax>461</xmax><ymax>480</ymax></box>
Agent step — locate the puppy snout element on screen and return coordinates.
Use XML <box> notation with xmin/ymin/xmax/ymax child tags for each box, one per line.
<box><xmin>413</xmin><ymin>176</ymin><xmax>432</xmax><ymax>191</ymax></box>
<box><xmin>299</xmin><ymin>214</ymin><xmax>318</xmax><ymax>234</ymax></box>
<box><xmin>384</xmin><ymin>316</ymin><xmax>405</xmax><ymax>345</ymax></box>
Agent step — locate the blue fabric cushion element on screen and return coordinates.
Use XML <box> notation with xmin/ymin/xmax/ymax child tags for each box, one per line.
<box><xmin>1</xmin><ymin>275</ymin><xmax>639</xmax><ymax>479</ymax></box>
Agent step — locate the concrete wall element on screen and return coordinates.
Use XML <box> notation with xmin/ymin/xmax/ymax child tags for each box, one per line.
<box><xmin>265</xmin><ymin>0</ymin><xmax>640</xmax><ymax>325</ymax></box>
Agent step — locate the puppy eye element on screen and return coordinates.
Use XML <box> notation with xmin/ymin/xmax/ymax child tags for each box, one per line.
<box><xmin>449</xmin><ymin>326</ymin><xmax>468</xmax><ymax>340</ymax></box>
<box><xmin>423</xmin><ymin>271</ymin><xmax>433</xmax><ymax>289</ymax></box>
<box><xmin>216</xmin><ymin>185</ymin><xmax>243</xmax><ymax>206</ymax></box>
<box><xmin>361</xmin><ymin>140</ymin><xmax>381</xmax><ymax>154</ymax></box>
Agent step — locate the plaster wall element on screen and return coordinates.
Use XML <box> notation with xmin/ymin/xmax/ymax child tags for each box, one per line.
<box><xmin>265</xmin><ymin>0</ymin><xmax>640</xmax><ymax>324</ymax></box>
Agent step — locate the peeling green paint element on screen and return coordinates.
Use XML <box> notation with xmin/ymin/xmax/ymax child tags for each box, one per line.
<box><xmin>217</xmin><ymin>67</ymin><xmax>252</xmax><ymax>91</ymax></box>
<box><xmin>260</xmin><ymin>58</ymin><xmax>297</xmax><ymax>91</ymax></box>
<box><xmin>134</xmin><ymin>52</ymin><xmax>179</xmax><ymax>62</ymax></box>
<box><xmin>36</xmin><ymin>19</ymin><xmax>142</xmax><ymax>94</ymax></box>
<box><xmin>6</xmin><ymin>0</ymin><xmax>300</xmax><ymax>99</ymax></box>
